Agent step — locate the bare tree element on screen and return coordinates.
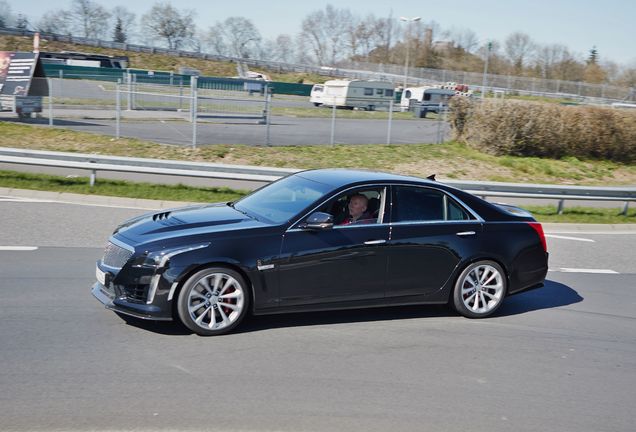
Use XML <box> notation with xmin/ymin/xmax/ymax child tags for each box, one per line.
<box><xmin>0</xmin><ymin>1</ymin><xmax>14</xmax><ymax>28</ymax></box>
<box><xmin>504</xmin><ymin>32</ymin><xmax>536</xmax><ymax>74</ymax></box>
<box><xmin>448</xmin><ymin>27</ymin><xmax>479</xmax><ymax>54</ymax></box>
<box><xmin>111</xmin><ymin>6</ymin><xmax>136</xmax><ymax>43</ymax></box>
<box><xmin>37</xmin><ymin>9</ymin><xmax>72</xmax><ymax>35</ymax></box>
<box><xmin>300</xmin><ymin>4</ymin><xmax>354</xmax><ymax>65</ymax></box>
<box><xmin>204</xmin><ymin>25</ymin><xmax>228</xmax><ymax>56</ymax></box>
<box><xmin>269</xmin><ymin>34</ymin><xmax>296</xmax><ymax>63</ymax></box>
<box><xmin>141</xmin><ymin>2</ymin><xmax>195</xmax><ymax>50</ymax></box>
<box><xmin>218</xmin><ymin>17</ymin><xmax>261</xmax><ymax>58</ymax></box>
<box><xmin>69</xmin><ymin>0</ymin><xmax>111</xmax><ymax>39</ymax></box>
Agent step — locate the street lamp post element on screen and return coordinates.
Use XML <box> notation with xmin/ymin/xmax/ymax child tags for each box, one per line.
<box><xmin>481</xmin><ymin>41</ymin><xmax>492</xmax><ymax>99</ymax></box>
<box><xmin>400</xmin><ymin>16</ymin><xmax>421</xmax><ymax>89</ymax></box>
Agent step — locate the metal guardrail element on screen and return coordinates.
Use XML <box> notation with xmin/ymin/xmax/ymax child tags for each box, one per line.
<box><xmin>0</xmin><ymin>147</ymin><xmax>634</xmax><ymax>214</ymax></box>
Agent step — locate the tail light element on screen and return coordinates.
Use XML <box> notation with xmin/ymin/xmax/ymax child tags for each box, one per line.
<box><xmin>527</xmin><ymin>222</ymin><xmax>547</xmax><ymax>252</ymax></box>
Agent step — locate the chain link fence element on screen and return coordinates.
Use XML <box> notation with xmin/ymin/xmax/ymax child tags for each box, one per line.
<box><xmin>1</xmin><ymin>75</ymin><xmax>451</xmax><ymax>147</ymax></box>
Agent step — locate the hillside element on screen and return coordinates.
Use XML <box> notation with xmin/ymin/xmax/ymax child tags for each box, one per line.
<box><xmin>0</xmin><ymin>34</ymin><xmax>326</xmax><ymax>84</ymax></box>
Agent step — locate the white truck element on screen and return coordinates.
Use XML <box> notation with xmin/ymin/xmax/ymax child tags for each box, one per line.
<box><xmin>310</xmin><ymin>80</ymin><xmax>395</xmax><ymax>111</ymax></box>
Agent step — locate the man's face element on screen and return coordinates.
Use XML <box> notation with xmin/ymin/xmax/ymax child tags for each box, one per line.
<box><xmin>348</xmin><ymin>196</ymin><xmax>368</xmax><ymax>218</ymax></box>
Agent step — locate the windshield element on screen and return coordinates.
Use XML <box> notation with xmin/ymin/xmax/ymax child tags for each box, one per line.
<box><xmin>234</xmin><ymin>175</ymin><xmax>333</xmax><ymax>224</ymax></box>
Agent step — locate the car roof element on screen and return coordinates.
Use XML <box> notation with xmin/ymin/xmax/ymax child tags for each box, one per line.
<box><xmin>295</xmin><ymin>168</ymin><xmax>434</xmax><ymax>188</ymax></box>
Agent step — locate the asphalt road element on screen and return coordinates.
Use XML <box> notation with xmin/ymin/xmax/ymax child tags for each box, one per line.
<box><xmin>5</xmin><ymin>113</ymin><xmax>446</xmax><ymax>146</ymax></box>
<box><xmin>1</xmin><ymin>195</ymin><xmax>635</xmax><ymax>431</ymax></box>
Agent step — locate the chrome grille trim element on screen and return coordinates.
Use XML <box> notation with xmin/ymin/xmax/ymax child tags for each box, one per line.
<box><xmin>102</xmin><ymin>240</ymin><xmax>134</xmax><ymax>269</ymax></box>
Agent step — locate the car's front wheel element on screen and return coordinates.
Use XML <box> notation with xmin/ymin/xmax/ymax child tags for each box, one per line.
<box><xmin>452</xmin><ymin>260</ymin><xmax>506</xmax><ymax>318</ymax></box>
<box><xmin>177</xmin><ymin>267</ymin><xmax>249</xmax><ymax>336</ymax></box>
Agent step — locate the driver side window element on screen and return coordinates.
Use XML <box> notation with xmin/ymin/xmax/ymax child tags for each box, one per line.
<box><xmin>317</xmin><ymin>188</ymin><xmax>385</xmax><ymax>227</ymax></box>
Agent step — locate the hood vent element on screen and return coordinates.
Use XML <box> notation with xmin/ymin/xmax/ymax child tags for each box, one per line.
<box><xmin>152</xmin><ymin>211</ymin><xmax>172</xmax><ymax>221</ymax></box>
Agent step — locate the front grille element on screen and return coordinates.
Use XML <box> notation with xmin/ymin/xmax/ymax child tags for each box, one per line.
<box><xmin>102</xmin><ymin>241</ymin><xmax>133</xmax><ymax>269</ymax></box>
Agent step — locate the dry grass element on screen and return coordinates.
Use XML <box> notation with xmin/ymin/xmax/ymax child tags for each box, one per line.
<box><xmin>449</xmin><ymin>98</ymin><xmax>636</xmax><ymax>162</ymax></box>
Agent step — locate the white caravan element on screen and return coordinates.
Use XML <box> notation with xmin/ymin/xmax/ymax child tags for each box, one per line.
<box><xmin>400</xmin><ymin>86</ymin><xmax>458</xmax><ymax>113</ymax></box>
<box><xmin>310</xmin><ymin>80</ymin><xmax>395</xmax><ymax>110</ymax></box>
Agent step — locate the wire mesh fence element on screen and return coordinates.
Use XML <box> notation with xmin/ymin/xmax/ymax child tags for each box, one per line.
<box><xmin>2</xmin><ymin>76</ymin><xmax>451</xmax><ymax>147</ymax></box>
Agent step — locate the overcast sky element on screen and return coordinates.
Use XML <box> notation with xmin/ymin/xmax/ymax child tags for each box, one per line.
<box><xmin>7</xmin><ymin>0</ymin><xmax>636</xmax><ymax>66</ymax></box>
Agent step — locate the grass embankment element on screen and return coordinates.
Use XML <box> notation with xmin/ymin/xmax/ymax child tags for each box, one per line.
<box><xmin>0</xmin><ymin>35</ymin><xmax>326</xmax><ymax>84</ymax></box>
<box><xmin>1</xmin><ymin>122</ymin><xmax>635</xmax><ymax>186</ymax></box>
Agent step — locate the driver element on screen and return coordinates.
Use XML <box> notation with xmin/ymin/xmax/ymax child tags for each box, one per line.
<box><xmin>338</xmin><ymin>194</ymin><xmax>373</xmax><ymax>225</ymax></box>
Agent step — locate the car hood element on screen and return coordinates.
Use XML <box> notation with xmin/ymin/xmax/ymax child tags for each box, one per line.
<box><xmin>113</xmin><ymin>203</ymin><xmax>271</xmax><ymax>246</ymax></box>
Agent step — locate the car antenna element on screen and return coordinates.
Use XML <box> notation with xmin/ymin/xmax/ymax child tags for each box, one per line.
<box><xmin>427</xmin><ymin>174</ymin><xmax>436</xmax><ymax>181</ymax></box>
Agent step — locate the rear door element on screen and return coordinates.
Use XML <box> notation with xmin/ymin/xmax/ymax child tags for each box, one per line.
<box><xmin>386</xmin><ymin>185</ymin><xmax>483</xmax><ymax>298</ymax></box>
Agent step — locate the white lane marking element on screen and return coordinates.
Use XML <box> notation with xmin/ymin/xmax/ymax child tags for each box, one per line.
<box><xmin>0</xmin><ymin>196</ymin><xmax>159</xmax><ymax>210</ymax></box>
<box><xmin>559</xmin><ymin>268</ymin><xmax>619</xmax><ymax>274</ymax></box>
<box><xmin>0</xmin><ymin>246</ymin><xmax>39</xmax><ymax>251</ymax></box>
<box><xmin>545</xmin><ymin>234</ymin><xmax>595</xmax><ymax>243</ymax></box>
<box><xmin>545</xmin><ymin>231</ymin><xmax>636</xmax><ymax>235</ymax></box>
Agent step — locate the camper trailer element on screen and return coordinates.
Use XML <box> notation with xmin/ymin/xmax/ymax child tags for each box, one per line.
<box><xmin>400</xmin><ymin>86</ymin><xmax>457</xmax><ymax>115</ymax></box>
<box><xmin>310</xmin><ymin>80</ymin><xmax>395</xmax><ymax>110</ymax></box>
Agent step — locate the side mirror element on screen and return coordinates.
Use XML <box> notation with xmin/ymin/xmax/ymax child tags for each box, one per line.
<box><xmin>303</xmin><ymin>212</ymin><xmax>334</xmax><ymax>230</ymax></box>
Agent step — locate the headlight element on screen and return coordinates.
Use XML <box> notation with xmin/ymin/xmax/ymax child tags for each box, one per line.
<box><xmin>132</xmin><ymin>243</ymin><xmax>210</xmax><ymax>269</ymax></box>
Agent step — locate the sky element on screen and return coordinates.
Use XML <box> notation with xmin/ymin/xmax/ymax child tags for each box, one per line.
<box><xmin>6</xmin><ymin>0</ymin><xmax>636</xmax><ymax>66</ymax></box>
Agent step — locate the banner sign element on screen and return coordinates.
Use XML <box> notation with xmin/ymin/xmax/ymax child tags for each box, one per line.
<box><xmin>0</xmin><ymin>52</ymin><xmax>41</xmax><ymax>96</ymax></box>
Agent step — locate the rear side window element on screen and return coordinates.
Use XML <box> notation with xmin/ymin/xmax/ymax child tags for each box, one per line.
<box><xmin>392</xmin><ymin>186</ymin><xmax>472</xmax><ymax>222</ymax></box>
<box><xmin>364</xmin><ymin>88</ymin><xmax>373</xmax><ymax>96</ymax></box>
<box><xmin>385</xmin><ymin>89</ymin><xmax>394</xmax><ymax>97</ymax></box>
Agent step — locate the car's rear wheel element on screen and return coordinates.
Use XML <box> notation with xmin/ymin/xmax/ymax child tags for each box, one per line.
<box><xmin>177</xmin><ymin>267</ymin><xmax>249</xmax><ymax>336</ymax></box>
<box><xmin>452</xmin><ymin>260</ymin><xmax>506</xmax><ymax>318</ymax></box>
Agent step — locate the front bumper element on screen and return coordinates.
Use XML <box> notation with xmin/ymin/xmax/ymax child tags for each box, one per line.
<box><xmin>91</xmin><ymin>280</ymin><xmax>173</xmax><ymax>321</ymax></box>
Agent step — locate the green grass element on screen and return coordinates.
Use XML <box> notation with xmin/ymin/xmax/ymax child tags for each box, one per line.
<box><xmin>1</xmin><ymin>169</ymin><xmax>634</xmax><ymax>224</ymax></box>
<box><xmin>1</xmin><ymin>121</ymin><xmax>635</xmax><ymax>186</ymax></box>
<box><xmin>524</xmin><ymin>205</ymin><xmax>636</xmax><ymax>224</ymax></box>
<box><xmin>0</xmin><ymin>170</ymin><xmax>247</xmax><ymax>203</ymax></box>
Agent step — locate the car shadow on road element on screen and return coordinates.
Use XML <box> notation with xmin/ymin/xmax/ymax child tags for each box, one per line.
<box><xmin>116</xmin><ymin>279</ymin><xmax>582</xmax><ymax>336</ymax></box>
<box><xmin>495</xmin><ymin>279</ymin><xmax>583</xmax><ymax>317</ymax></box>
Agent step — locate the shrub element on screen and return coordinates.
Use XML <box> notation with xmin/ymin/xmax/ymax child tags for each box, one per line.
<box><xmin>448</xmin><ymin>98</ymin><xmax>636</xmax><ymax>162</ymax></box>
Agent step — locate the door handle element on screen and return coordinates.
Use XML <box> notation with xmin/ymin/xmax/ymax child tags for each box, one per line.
<box><xmin>456</xmin><ymin>231</ymin><xmax>476</xmax><ymax>236</ymax></box>
<box><xmin>364</xmin><ymin>239</ymin><xmax>387</xmax><ymax>245</ymax></box>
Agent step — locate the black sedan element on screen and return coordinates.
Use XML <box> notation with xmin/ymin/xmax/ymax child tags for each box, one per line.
<box><xmin>92</xmin><ymin>169</ymin><xmax>548</xmax><ymax>335</ymax></box>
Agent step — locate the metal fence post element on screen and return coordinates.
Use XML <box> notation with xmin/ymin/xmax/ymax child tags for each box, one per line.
<box><xmin>179</xmin><ymin>76</ymin><xmax>184</xmax><ymax>111</ymax></box>
<box><xmin>116</xmin><ymin>79</ymin><xmax>121</xmax><ymax>139</ymax></box>
<box><xmin>330</xmin><ymin>100</ymin><xmax>336</xmax><ymax>146</ymax></box>
<box><xmin>47</xmin><ymin>78</ymin><xmax>53</xmax><ymax>126</ymax></box>
<box><xmin>265</xmin><ymin>85</ymin><xmax>272</xmax><ymax>146</ymax></box>
<box><xmin>436</xmin><ymin>102</ymin><xmax>444</xmax><ymax>144</ymax></box>
<box><xmin>386</xmin><ymin>99</ymin><xmax>393</xmax><ymax>145</ymax></box>
<box><xmin>191</xmin><ymin>76</ymin><xmax>198</xmax><ymax>148</ymax></box>
<box><xmin>126</xmin><ymin>72</ymin><xmax>132</xmax><ymax>111</ymax></box>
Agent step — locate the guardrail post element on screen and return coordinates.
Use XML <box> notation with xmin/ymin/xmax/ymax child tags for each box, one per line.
<box><xmin>89</xmin><ymin>161</ymin><xmax>97</xmax><ymax>187</ymax></box>
<box><xmin>622</xmin><ymin>201</ymin><xmax>629</xmax><ymax>216</ymax></box>
<box><xmin>557</xmin><ymin>199</ymin><xmax>565</xmax><ymax>215</ymax></box>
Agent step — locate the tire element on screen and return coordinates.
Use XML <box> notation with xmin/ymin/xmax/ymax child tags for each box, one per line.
<box><xmin>452</xmin><ymin>260</ymin><xmax>506</xmax><ymax>318</ymax></box>
<box><xmin>313</xmin><ymin>102</ymin><xmax>322</xmax><ymax>107</ymax></box>
<box><xmin>368</xmin><ymin>105</ymin><xmax>375</xmax><ymax>111</ymax></box>
<box><xmin>177</xmin><ymin>267</ymin><xmax>250</xmax><ymax>336</ymax></box>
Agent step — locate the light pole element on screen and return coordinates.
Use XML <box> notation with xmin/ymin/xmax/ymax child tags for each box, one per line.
<box><xmin>481</xmin><ymin>41</ymin><xmax>492</xmax><ymax>99</ymax></box>
<box><xmin>400</xmin><ymin>16</ymin><xmax>421</xmax><ymax>89</ymax></box>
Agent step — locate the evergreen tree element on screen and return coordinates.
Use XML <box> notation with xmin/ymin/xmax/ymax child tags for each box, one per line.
<box><xmin>113</xmin><ymin>17</ymin><xmax>126</xmax><ymax>43</ymax></box>
<box><xmin>588</xmin><ymin>46</ymin><xmax>598</xmax><ymax>65</ymax></box>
